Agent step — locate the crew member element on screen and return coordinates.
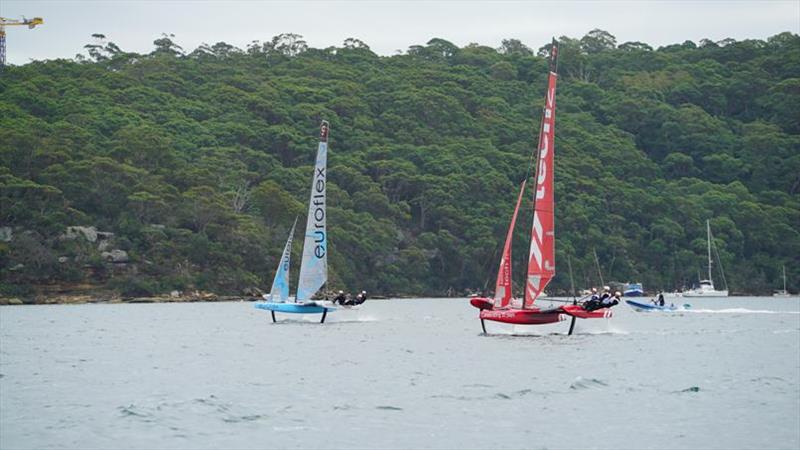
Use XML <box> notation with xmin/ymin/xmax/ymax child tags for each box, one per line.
<box><xmin>333</xmin><ymin>290</ymin><xmax>347</xmax><ymax>305</ymax></box>
<box><xmin>583</xmin><ymin>287</ymin><xmax>601</xmax><ymax>311</ymax></box>
<box><xmin>601</xmin><ymin>291</ymin><xmax>621</xmax><ymax>308</ymax></box>
<box><xmin>599</xmin><ymin>286</ymin><xmax>611</xmax><ymax>303</ymax></box>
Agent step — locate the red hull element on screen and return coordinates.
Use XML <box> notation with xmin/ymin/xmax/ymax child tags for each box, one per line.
<box><xmin>469</xmin><ymin>298</ymin><xmax>494</xmax><ymax>310</ymax></box>
<box><xmin>479</xmin><ymin>308</ymin><xmax>565</xmax><ymax>325</ymax></box>
<box><xmin>561</xmin><ymin>304</ymin><xmax>613</xmax><ymax>319</ymax></box>
<box><xmin>470</xmin><ymin>297</ymin><xmax>612</xmax><ymax>325</ymax></box>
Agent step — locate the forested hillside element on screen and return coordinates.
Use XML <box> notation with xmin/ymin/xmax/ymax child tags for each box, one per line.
<box><xmin>1</xmin><ymin>30</ymin><xmax>798</xmax><ymax>298</ymax></box>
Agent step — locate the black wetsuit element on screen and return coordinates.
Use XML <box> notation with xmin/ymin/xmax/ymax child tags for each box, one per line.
<box><xmin>333</xmin><ymin>294</ymin><xmax>347</xmax><ymax>305</ymax></box>
<box><xmin>584</xmin><ymin>293</ymin><xmax>609</xmax><ymax>311</ymax></box>
<box><xmin>585</xmin><ymin>295</ymin><xmax>619</xmax><ymax>311</ymax></box>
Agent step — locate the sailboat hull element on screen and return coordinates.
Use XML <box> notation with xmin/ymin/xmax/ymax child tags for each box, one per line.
<box><xmin>472</xmin><ymin>297</ymin><xmax>612</xmax><ymax>325</ymax></box>
<box><xmin>470</xmin><ymin>298</ymin><xmax>494</xmax><ymax>310</ymax></box>
<box><xmin>254</xmin><ymin>302</ymin><xmax>333</xmax><ymax>314</ymax></box>
<box><xmin>560</xmin><ymin>304</ymin><xmax>613</xmax><ymax>319</ymax></box>
<box><xmin>479</xmin><ymin>308</ymin><xmax>565</xmax><ymax>325</ymax></box>
<box><xmin>682</xmin><ymin>290</ymin><xmax>728</xmax><ymax>298</ymax></box>
<box><xmin>625</xmin><ymin>299</ymin><xmax>679</xmax><ymax>312</ymax></box>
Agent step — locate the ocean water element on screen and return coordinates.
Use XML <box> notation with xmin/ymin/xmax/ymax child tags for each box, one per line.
<box><xmin>1</xmin><ymin>296</ymin><xmax>798</xmax><ymax>450</ymax></box>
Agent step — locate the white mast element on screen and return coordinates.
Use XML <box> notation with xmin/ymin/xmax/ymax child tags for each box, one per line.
<box><xmin>783</xmin><ymin>265</ymin><xmax>787</xmax><ymax>292</ymax></box>
<box><xmin>296</xmin><ymin>121</ymin><xmax>329</xmax><ymax>302</ymax></box>
<box><xmin>707</xmin><ymin>219</ymin><xmax>713</xmax><ymax>285</ymax></box>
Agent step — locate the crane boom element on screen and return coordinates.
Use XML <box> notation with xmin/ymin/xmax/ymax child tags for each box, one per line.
<box><xmin>0</xmin><ymin>16</ymin><xmax>44</xmax><ymax>67</ymax></box>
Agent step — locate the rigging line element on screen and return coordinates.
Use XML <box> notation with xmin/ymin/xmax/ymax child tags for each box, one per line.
<box><xmin>710</xmin><ymin>227</ymin><xmax>729</xmax><ymax>291</ymax></box>
<box><xmin>481</xmin><ymin>244</ymin><xmax>501</xmax><ymax>293</ymax></box>
<box><xmin>567</xmin><ymin>254</ymin><xmax>576</xmax><ymax>297</ymax></box>
<box><xmin>541</xmin><ymin>293</ymin><xmax>593</xmax><ymax>304</ymax></box>
<box><xmin>593</xmin><ymin>247</ymin><xmax>605</xmax><ymax>287</ymax></box>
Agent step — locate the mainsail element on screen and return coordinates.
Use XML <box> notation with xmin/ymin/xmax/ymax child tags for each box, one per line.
<box><xmin>269</xmin><ymin>218</ymin><xmax>297</xmax><ymax>302</ymax></box>
<box><xmin>524</xmin><ymin>41</ymin><xmax>558</xmax><ymax>308</ymax></box>
<box><xmin>296</xmin><ymin>121</ymin><xmax>329</xmax><ymax>301</ymax></box>
<box><xmin>494</xmin><ymin>180</ymin><xmax>527</xmax><ymax>308</ymax></box>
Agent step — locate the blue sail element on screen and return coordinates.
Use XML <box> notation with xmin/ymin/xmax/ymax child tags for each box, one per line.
<box><xmin>296</xmin><ymin>121</ymin><xmax>329</xmax><ymax>302</ymax></box>
<box><xmin>268</xmin><ymin>218</ymin><xmax>297</xmax><ymax>302</ymax></box>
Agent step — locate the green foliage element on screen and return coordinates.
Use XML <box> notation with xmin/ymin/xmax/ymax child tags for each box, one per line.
<box><xmin>109</xmin><ymin>275</ymin><xmax>160</xmax><ymax>297</ymax></box>
<box><xmin>1</xmin><ymin>30</ymin><xmax>798</xmax><ymax>296</ymax></box>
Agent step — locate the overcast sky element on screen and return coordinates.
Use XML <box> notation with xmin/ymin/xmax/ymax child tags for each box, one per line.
<box><xmin>2</xmin><ymin>0</ymin><xmax>798</xmax><ymax>65</ymax></box>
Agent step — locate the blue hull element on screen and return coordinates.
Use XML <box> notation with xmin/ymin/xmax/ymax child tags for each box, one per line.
<box><xmin>254</xmin><ymin>302</ymin><xmax>333</xmax><ymax>314</ymax></box>
<box><xmin>623</xmin><ymin>290</ymin><xmax>644</xmax><ymax>297</ymax></box>
<box><xmin>625</xmin><ymin>299</ymin><xmax>679</xmax><ymax>311</ymax></box>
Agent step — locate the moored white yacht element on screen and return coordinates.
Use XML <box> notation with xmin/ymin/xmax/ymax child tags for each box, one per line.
<box><xmin>683</xmin><ymin>279</ymin><xmax>728</xmax><ymax>297</ymax></box>
<box><xmin>683</xmin><ymin>220</ymin><xmax>729</xmax><ymax>298</ymax></box>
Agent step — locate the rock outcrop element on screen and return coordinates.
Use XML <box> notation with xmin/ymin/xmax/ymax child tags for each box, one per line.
<box><xmin>62</xmin><ymin>226</ymin><xmax>98</xmax><ymax>242</ymax></box>
<box><xmin>101</xmin><ymin>249</ymin><xmax>129</xmax><ymax>263</ymax></box>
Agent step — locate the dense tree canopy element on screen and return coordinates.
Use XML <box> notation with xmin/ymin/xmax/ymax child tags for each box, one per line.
<box><xmin>1</xmin><ymin>30</ymin><xmax>798</xmax><ymax>297</ymax></box>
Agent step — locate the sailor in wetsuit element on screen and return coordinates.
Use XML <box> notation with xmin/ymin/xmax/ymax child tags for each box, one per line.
<box><xmin>333</xmin><ymin>290</ymin><xmax>347</xmax><ymax>305</ymax></box>
<box><xmin>354</xmin><ymin>291</ymin><xmax>367</xmax><ymax>305</ymax></box>
<box><xmin>583</xmin><ymin>286</ymin><xmax>607</xmax><ymax>311</ymax></box>
<box><xmin>599</xmin><ymin>286</ymin><xmax>611</xmax><ymax>303</ymax></box>
<box><xmin>584</xmin><ymin>287</ymin><xmax>619</xmax><ymax>311</ymax></box>
<box><xmin>602</xmin><ymin>291</ymin><xmax>621</xmax><ymax>308</ymax></box>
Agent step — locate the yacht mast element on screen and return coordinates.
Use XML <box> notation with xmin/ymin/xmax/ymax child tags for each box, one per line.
<box><xmin>706</xmin><ymin>219</ymin><xmax>713</xmax><ymax>284</ymax></box>
<box><xmin>783</xmin><ymin>265</ymin><xmax>787</xmax><ymax>292</ymax></box>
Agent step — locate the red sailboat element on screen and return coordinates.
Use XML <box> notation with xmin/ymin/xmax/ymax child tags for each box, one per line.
<box><xmin>469</xmin><ymin>39</ymin><xmax>612</xmax><ymax>334</ymax></box>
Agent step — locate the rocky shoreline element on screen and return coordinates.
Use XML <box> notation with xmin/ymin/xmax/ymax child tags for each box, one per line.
<box><xmin>0</xmin><ymin>294</ymin><xmax>252</xmax><ymax>306</ymax></box>
<box><xmin>0</xmin><ymin>291</ymin><xmax>411</xmax><ymax>305</ymax></box>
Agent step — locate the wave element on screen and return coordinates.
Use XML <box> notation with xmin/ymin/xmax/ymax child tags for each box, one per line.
<box><xmin>677</xmin><ymin>386</ymin><xmax>701</xmax><ymax>393</ymax></box>
<box><xmin>569</xmin><ymin>377</ymin><xmax>608</xmax><ymax>390</ymax></box>
<box><xmin>430</xmin><ymin>388</ymin><xmax>537</xmax><ymax>401</ymax></box>
<box><xmin>375</xmin><ymin>405</ymin><xmax>403</xmax><ymax>411</ymax></box>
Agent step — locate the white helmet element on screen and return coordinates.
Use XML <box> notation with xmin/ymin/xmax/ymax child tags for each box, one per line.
<box><xmin>603</xmin><ymin>286</ymin><xmax>610</xmax><ymax>291</ymax></box>
<box><xmin>615</xmin><ymin>291</ymin><xmax>621</xmax><ymax>297</ymax></box>
<box><xmin>591</xmin><ymin>287</ymin><xmax>597</xmax><ymax>293</ymax></box>
<box><xmin>339</xmin><ymin>290</ymin><xmax>344</xmax><ymax>294</ymax></box>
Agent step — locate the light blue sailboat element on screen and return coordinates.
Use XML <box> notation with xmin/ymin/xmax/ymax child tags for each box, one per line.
<box><xmin>264</xmin><ymin>217</ymin><xmax>297</xmax><ymax>303</ymax></box>
<box><xmin>254</xmin><ymin>121</ymin><xmax>335</xmax><ymax>323</ymax></box>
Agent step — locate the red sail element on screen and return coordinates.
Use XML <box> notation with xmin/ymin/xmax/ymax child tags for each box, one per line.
<box><xmin>524</xmin><ymin>58</ymin><xmax>558</xmax><ymax>307</ymax></box>
<box><xmin>494</xmin><ymin>180</ymin><xmax>527</xmax><ymax>308</ymax></box>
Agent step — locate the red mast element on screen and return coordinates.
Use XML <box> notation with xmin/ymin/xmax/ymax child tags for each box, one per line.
<box><xmin>524</xmin><ymin>39</ymin><xmax>558</xmax><ymax>308</ymax></box>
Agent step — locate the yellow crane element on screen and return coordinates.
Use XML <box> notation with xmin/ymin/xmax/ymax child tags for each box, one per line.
<box><xmin>0</xmin><ymin>16</ymin><xmax>44</xmax><ymax>67</ymax></box>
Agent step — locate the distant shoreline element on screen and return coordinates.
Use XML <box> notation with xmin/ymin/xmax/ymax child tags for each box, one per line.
<box><xmin>0</xmin><ymin>293</ymin><xmax>440</xmax><ymax>305</ymax></box>
<box><xmin>0</xmin><ymin>294</ymin><xmax>243</xmax><ymax>306</ymax></box>
<box><xmin>0</xmin><ymin>292</ymin><xmax>785</xmax><ymax>305</ymax></box>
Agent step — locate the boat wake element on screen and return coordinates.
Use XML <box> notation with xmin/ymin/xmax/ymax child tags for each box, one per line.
<box><xmin>575</xmin><ymin>328</ymin><xmax>630</xmax><ymax>335</ymax></box>
<box><xmin>329</xmin><ymin>315</ymin><xmax>379</xmax><ymax>323</ymax></box>
<box><xmin>684</xmin><ymin>308</ymin><xmax>800</xmax><ymax>315</ymax></box>
<box><xmin>571</xmin><ymin>321</ymin><xmax>629</xmax><ymax>335</ymax></box>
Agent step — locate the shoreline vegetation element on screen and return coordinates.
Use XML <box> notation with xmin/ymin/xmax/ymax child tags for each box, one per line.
<box><xmin>2</xmin><ymin>31</ymin><xmax>798</xmax><ymax>299</ymax></box>
<box><xmin>0</xmin><ymin>295</ymin><xmax>413</xmax><ymax>305</ymax></box>
<box><xmin>0</xmin><ymin>288</ymin><xmax>781</xmax><ymax>305</ymax></box>
<box><xmin>0</xmin><ymin>284</ymin><xmax>402</xmax><ymax>305</ymax></box>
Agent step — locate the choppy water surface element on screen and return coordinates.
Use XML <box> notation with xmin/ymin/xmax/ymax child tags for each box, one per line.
<box><xmin>1</xmin><ymin>297</ymin><xmax>798</xmax><ymax>449</ymax></box>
